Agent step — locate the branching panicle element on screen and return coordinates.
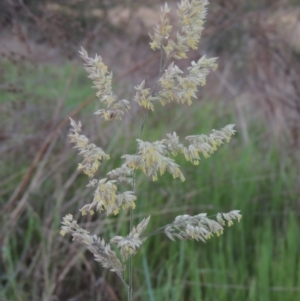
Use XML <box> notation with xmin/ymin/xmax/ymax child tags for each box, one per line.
<box><xmin>61</xmin><ymin>1</ymin><xmax>241</xmax><ymax>299</ymax></box>
<box><xmin>164</xmin><ymin>210</ymin><xmax>242</xmax><ymax>242</ymax></box>
<box><xmin>184</xmin><ymin>124</ymin><xmax>236</xmax><ymax>164</ymax></box>
<box><xmin>158</xmin><ymin>0</ymin><xmax>209</xmax><ymax>59</ymax></box>
<box><xmin>68</xmin><ymin>118</ymin><xmax>110</xmax><ymax>177</ymax></box>
<box><xmin>61</xmin><ymin>215</ymin><xmax>125</xmax><ymax>280</ymax></box>
<box><xmin>156</xmin><ymin>56</ymin><xmax>218</xmax><ymax>106</ymax></box>
<box><xmin>79</xmin><ymin>47</ymin><xmax>130</xmax><ymax>120</ymax></box>
<box><xmin>122</xmin><ymin>139</ymin><xmax>185</xmax><ymax>182</ymax></box>
<box><xmin>110</xmin><ymin>216</ymin><xmax>151</xmax><ymax>261</ymax></box>
<box><xmin>120</xmin><ymin>125</ymin><xmax>235</xmax><ymax>182</ymax></box>
<box><xmin>80</xmin><ymin>178</ymin><xmax>137</xmax><ymax>216</ymax></box>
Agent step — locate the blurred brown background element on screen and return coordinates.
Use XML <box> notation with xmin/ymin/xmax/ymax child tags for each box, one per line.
<box><xmin>1</xmin><ymin>1</ymin><xmax>300</xmax><ymax>301</ymax></box>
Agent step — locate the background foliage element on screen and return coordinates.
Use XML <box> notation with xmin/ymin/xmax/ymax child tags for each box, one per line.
<box><xmin>0</xmin><ymin>0</ymin><xmax>299</xmax><ymax>300</ymax></box>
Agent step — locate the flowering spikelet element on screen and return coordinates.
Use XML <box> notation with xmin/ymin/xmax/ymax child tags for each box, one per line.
<box><xmin>121</xmin><ymin>125</ymin><xmax>235</xmax><ymax>181</ymax></box>
<box><xmin>163</xmin><ymin>0</ymin><xmax>209</xmax><ymax>59</ymax></box>
<box><xmin>184</xmin><ymin>124</ymin><xmax>236</xmax><ymax>164</ymax></box>
<box><xmin>79</xmin><ymin>47</ymin><xmax>130</xmax><ymax>120</ymax></box>
<box><xmin>149</xmin><ymin>3</ymin><xmax>172</xmax><ymax>50</ymax></box>
<box><xmin>106</xmin><ymin>164</ymin><xmax>134</xmax><ymax>186</ymax></box>
<box><xmin>134</xmin><ymin>80</ymin><xmax>155</xmax><ymax>111</ymax></box>
<box><xmin>68</xmin><ymin>118</ymin><xmax>110</xmax><ymax>177</ymax></box>
<box><xmin>60</xmin><ymin>214</ymin><xmax>125</xmax><ymax>280</ymax></box>
<box><xmin>110</xmin><ymin>216</ymin><xmax>151</xmax><ymax>261</ymax></box>
<box><xmin>122</xmin><ymin>139</ymin><xmax>185</xmax><ymax>181</ymax></box>
<box><xmin>216</xmin><ymin>210</ymin><xmax>242</xmax><ymax>227</ymax></box>
<box><xmin>157</xmin><ymin>57</ymin><xmax>218</xmax><ymax>106</ymax></box>
<box><xmin>164</xmin><ymin>210</ymin><xmax>242</xmax><ymax>242</ymax></box>
<box><xmin>162</xmin><ymin>132</ymin><xmax>185</xmax><ymax>156</ymax></box>
<box><xmin>80</xmin><ymin>178</ymin><xmax>137</xmax><ymax>216</ymax></box>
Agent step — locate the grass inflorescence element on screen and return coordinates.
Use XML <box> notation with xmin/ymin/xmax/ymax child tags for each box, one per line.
<box><xmin>1</xmin><ymin>0</ymin><xmax>299</xmax><ymax>300</ymax></box>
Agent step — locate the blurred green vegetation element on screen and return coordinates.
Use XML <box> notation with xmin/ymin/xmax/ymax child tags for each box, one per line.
<box><xmin>0</xmin><ymin>59</ymin><xmax>299</xmax><ymax>301</ymax></box>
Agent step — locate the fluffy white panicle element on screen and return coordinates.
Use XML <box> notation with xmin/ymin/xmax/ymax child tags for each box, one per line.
<box><xmin>164</xmin><ymin>210</ymin><xmax>242</xmax><ymax>242</ymax></box>
<box><xmin>68</xmin><ymin>118</ymin><xmax>110</xmax><ymax>177</ymax></box>
<box><xmin>110</xmin><ymin>216</ymin><xmax>151</xmax><ymax>261</ymax></box>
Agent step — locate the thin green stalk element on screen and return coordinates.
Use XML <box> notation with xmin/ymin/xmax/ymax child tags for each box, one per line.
<box><xmin>128</xmin><ymin>108</ymin><xmax>149</xmax><ymax>301</ymax></box>
<box><xmin>128</xmin><ymin>48</ymin><xmax>166</xmax><ymax>301</ymax></box>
